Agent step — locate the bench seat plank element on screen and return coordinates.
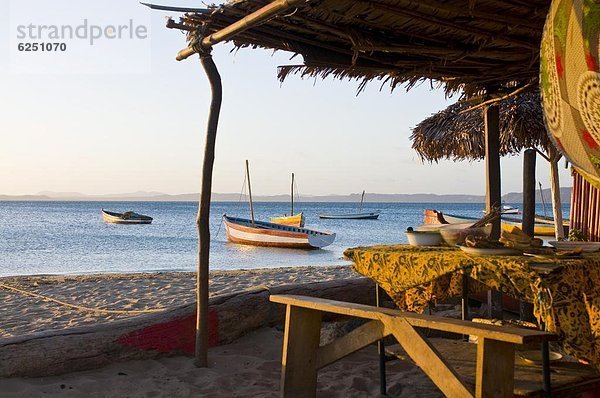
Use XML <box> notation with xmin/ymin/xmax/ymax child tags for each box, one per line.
<box><xmin>270</xmin><ymin>295</ymin><xmax>555</xmax><ymax>344</ymax></box>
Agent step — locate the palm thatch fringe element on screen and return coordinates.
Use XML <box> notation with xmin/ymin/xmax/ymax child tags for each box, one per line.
<box><xmin>172</xmin><ymin>0</ymin><xmax>550</xmax><ymax>98</ymax></box>
<box><xmin>411</xmin><ymin>91</ymin><xmax>550</xmax><ymax>162</ymax></box>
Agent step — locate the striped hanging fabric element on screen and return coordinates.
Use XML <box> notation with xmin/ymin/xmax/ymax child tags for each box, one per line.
<box><xmin>571</xmin><ymin>169</ymin><xmax>600</xmax><ymax>242</ymax></box>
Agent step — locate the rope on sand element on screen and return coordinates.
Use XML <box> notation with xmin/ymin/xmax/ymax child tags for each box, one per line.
<box><xmin>0</xmin><ymin>282</ymin><xmax>165</xmax><ymax>315</ymax></box>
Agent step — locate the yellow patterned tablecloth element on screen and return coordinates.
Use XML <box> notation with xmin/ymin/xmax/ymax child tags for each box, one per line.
<box><xmin>344</xmin><ymin>245</ymin><xmax>600</xmax><ymax>367</ymax></box>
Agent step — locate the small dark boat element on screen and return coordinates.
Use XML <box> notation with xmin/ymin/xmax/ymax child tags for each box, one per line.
<box><xmin>319</xmin><ymin>190</ymin><xmax>380</xmax><ymax>220</ymax></box>
<box><xmin>318</xmin><ymin>212</ymin><xmax>380</xmax><ymax>220</ymax></box>
<box><xmin>101</xmin><ymin>209</ymin><xmax>153</xmax><ymax>224</ymax></box>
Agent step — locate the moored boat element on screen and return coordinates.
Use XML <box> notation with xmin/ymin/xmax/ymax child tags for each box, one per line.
<box><xmin>228</xmin><ymin>161</ymin><xmax>334</xmax><ymax>249</ymax></box>
<box><xmin>319</xmin><ymin>212</ymin><xmax>380</xmax><ymax>220</ymax></box>
<box><xmin>101</xmin><ymin>209</ymin><xmax>153</xmax><ymax>224</ymax></box>
<box><xmin>319</xmin><ymin>190</ymin><xmax>380</xmax><ymax>220</ymax></box>
<box><xmin>269</xmin><ymin>173</ymin><xmax>305</xmax><ymax>227</ymax></box>
<box><xmin>224</xmin><ymin>215</ymin><xmax>335</xmax><ymax>249</ymax></box>
<box><xmin>424</xmin><ymin>209</ymin><xmax>567</xmax><ymax>237</ymax></box>
<box><xmin>270</xmin><ymin>212</ymin><xmax>305</xmax><ymax>227</ymax></box>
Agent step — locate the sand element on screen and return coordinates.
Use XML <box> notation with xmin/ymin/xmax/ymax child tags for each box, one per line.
<box><xmin>0</xmin><ymin>327</ymin><xmax>442</xmax><ymax>397</ymax></box>
<box><xmin>0</xmin><ymin>266</ymin><xmax>358</xmax><ymax>338</ymax></box>
<box><xmin>0</xmin><ymin>266</ymin><xmax>445</xmax><ymax>396</ymax></box>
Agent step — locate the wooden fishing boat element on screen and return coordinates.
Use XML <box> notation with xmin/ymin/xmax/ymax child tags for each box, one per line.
<box><xmin>319</xmin><ymin>212</ymin><xmax>380</xmax><ymax>220</ymax></box>
<box><xmin>224</xmin><ymin>215</ymin><xmax>335</xmax><ymax>249</ymax></box>
<box><xmin>270</xmin><ymin>173</ymin><xmax>305</xmax><ymax>227</ymax></box>
<box><xmin>101</xmin><ymin>209</ymin><xmax>153</xmax><ymax>224</ymax></box>
<box><xmin>424</xmin><ymin>209</ymin><xmax>566</xmax><ymax>237</ymax></box>
<box><xmin>534</xmin><ymin>214</ymin><xmax>570</xmax><ymax>225</ymax></box>
<box><xmin>270</xmin><ymin>212</ymin><xmax>305</xmax><ymax>227</ymax></box>
<box><xmin>319</xmin><ymin>190</ymin><xmax>380</xmax><ymax>220</ymax></box>
<box><xmin>227</xmin><ymin>161</ymin><xmax>334</xmax><ymax>249</ymax></box>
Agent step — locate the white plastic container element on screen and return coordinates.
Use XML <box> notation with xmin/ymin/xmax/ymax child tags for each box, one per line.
<box><xmin>405</xmin><ymin>230</ymin><xmax>442</xmax><ymax>246</ymax></box>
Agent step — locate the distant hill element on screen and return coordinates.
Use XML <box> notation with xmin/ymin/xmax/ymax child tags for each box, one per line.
<box><xmin>0</xmin><ymin>188</ymin><xmax>573</xmax><ymax>204</ymax></box>
<box><xmin>0</xmin><ymin>194</ymin><xmax>53</xmax><ymax>201</ymax></box>
<box><xmin>501</xmin><ymin>187</ymin><xmax>572</xmax><ymax>205</ymax></box>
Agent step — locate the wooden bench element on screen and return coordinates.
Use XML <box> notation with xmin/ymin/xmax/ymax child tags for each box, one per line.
<box><xmin>270</xmin><ymin>294</ymin><xmax>557</xmax><ymax>398</ymax></box>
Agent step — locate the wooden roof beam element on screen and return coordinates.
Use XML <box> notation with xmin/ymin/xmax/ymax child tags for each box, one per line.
<box><xmin>353</xmin><ymin>45</ymin><xmax>531</xmax><ymax>63</ymax></box>
<box><xmin>176</xmin><ymin>0</ymin><xmax>311</xmax><ymax>60</ymax></box>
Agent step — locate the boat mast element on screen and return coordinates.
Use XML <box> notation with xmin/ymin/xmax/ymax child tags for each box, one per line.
<box><xmin>246</xmin><ymin>160</ymin><xmax>255</xmax><ymax>224</ymax></box>
<box><xmin>291</xmin><ymin>173</ymin><xmax>294</xmax><ymax>216</ymax></box>
<box><xmin>360</xmin><ymin>190</ymin><xmax>365</xmax><ymax>212</ymax></box>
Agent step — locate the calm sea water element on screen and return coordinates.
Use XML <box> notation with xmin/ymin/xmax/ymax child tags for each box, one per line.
<box><xmin>0</xmin><ymin>201</ymin><xmax>569</xmax><ymax>276</ymax></box>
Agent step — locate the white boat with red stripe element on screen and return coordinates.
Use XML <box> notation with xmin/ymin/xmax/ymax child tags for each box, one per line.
<box><xmin>224</xmin><ymin>215</ymin><xmax>335</xmax><ymax>249</ymax></box>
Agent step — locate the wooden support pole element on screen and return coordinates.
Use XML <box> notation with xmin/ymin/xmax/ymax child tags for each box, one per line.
<box><xmin>281</xmin><ymin>305</ymin><xmax>322</xmax><ymax>398</ymax></box>
<box><xmin>195</xmin><ymin>53</ymin><xmax>222</xmax><ymax>367</ymax></box>
<box><xmin>484</xmin><ymin>103</ymin><xmax>502</xmax><ymax>239</ymax></box>
<box><xmin>176</xmin><ymin>0</ymin><xmax>308</xmax><ymax>61</ymax></box>
<box><xmin>476</xmin><ymin>338</ymin><xmax>515</xmax><ymax>398</ymax></box>
<box><xmin>548</xmin><ymin>147</ymin><xmax>565</xmax><ymax>240</ymax></box>
<box><xmin>522</xmin><ymin>149</ymin><xmax>536</xmax><ymax>237</ymax></box>
<box><xmin>484</xmin><ymin>102</ymin><xmax>503</xmax><ymax>320</ymax></box>
<box><xmin>376</xmin><ymin>284</ymin><xmax>387</xmax><ymax>395</ymax></box>
<box><xmin>520</xmin><ymin>149</ymin><xmax>536</xmax><ymax>321</ymax></box>
<box><xmin>570</xmin><ymin>170</ymin><xmax>577</xmax><ymax>232</ymax></box>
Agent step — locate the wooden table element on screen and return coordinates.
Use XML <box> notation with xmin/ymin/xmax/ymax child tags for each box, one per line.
<box><xmin>344</xmin><ymin>245</ymin><xmax>600</xmax><ymax>370</ymax></box>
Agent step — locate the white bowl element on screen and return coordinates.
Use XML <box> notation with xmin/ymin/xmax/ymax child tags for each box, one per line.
<box><xmin>406</xmin><ymin>231</ymin><xmax>442</xmax><ymax>246</ymax></box>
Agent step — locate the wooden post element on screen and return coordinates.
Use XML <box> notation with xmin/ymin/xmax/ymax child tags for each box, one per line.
<box><xmin>570</xmin><ymin>169</ymin><xmax>577</xmax><ymax>232</ymax></box>
<box><xmin>281</xmin><ymin>305</ymin><xmax>322</xmax><ymax>398</ymax></box>
<box><xmin>548</xmin><ymin>147</ymin><xmax>565</xmax><ymax>240</ymax></box>
<box><xmin>522</xmin><ymin>149</ymin><xmax>536</xmax><ymax>237</ymax></box>
<box><xmin>195</xmin><ymin>53</ymin><xmax>222</xmax><ymax>367</ymax></box>
<box><xmin>376</xmin><ymin>284</ymin><xmax>387</xmax><ymax>395</ymax></box>
<box><xmin>461</xmin><ymin>272</ymin><xmax>470</xmax><ymax>341</ymax></box>
<box><xmin>520</xmin><ymin>149</ymin><xmax>536</xmax><ymax>321</ymax></box>
<box><xmin>484</xmin><ymin>102</ymin><xmax>503</xmax><ymax>319</ymax></box>
<box><xmin>484</xmin><ymin>103</ymin><xmax>502</xmax><ymax>239</ymax></box>
<box><xmin>476</xmin><ymin>338</ymin><xmax>515</xmax><ymax>398</ymax></box>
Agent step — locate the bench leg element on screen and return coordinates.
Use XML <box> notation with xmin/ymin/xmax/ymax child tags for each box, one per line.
<box><xmin>383</xmin><ymin>317</ymin><xmax>473</xmax><ymax>397</ymax></box>
<box><xmin>476</xmin><ymin>338</ymin><xmax>515</xmax><ymax>398</ymax></box>
<box><xmin>376</xmin><ymin>283</ymin><xmax>387</xmax><ymax>395</ymax></box>
<box><xmin>542</xmin><ymin>341</ymin><xmax>551</xmax><ymax>398</ymax></box>
<box><xmin>462</xmin><ymin>273</ymin><xmax>470</xmax><ymax>342</ymax></box>
<box><xmin>280</xmin><ymin>304</ymin><xmax>322</xmax><ymax>398</ymax></box>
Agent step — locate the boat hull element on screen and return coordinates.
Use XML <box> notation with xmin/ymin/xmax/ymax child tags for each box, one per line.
<box><xmin>269</xmin><ymin>213</ymin><xmax>305</xmax><ymax>227</ymax></box>
<box><xmin>101</xmin><ymin>210</ymin><xmax>153</xmax><ymax>224</ymax></box>
<box><xmin>318</xmin><ymin>212</ymin><xmax>380</xmax><ymax>220</ymax></box>
<box><xmin>428</xmin><ymin>210</ymin><xmax>565</xmax><ymax>237</ymax></box>
<box><xmin>224</xmin><ymin>215</ymin><xmax>335</xmax><ymax>249</ymax></box>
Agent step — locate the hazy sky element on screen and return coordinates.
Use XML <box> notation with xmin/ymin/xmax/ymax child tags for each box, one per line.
<box><xmin>0</xmin><ymin>1</ymin><xmax>572</xmax><ymax>196</ymax></box>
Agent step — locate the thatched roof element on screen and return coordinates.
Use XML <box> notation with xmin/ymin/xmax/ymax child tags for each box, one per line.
<box><xmin>411</xmin><ymin>91</ymin><xmax>551</xmax><ymax>162</ymax></box>
<box><xmin>177</xmin><ymin>0</ymin><xmax>550</xmax><ymax>97</ymax></box>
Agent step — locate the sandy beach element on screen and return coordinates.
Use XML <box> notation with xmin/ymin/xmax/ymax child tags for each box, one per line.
<box><xmin>0</xmin><ymin>266</ymin><xmax>446</xmax><ymax>397</ymax></box>
<box><xmin>0</xmin><ymin>327</ymin><xmax>442</xmax><ymax>397</ymax></box>
<box><xmin>0</xmin><ymin>266</ymin><xmax>359</xmax><ymax>338</ymax></box>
